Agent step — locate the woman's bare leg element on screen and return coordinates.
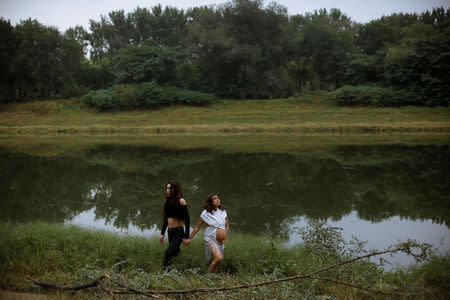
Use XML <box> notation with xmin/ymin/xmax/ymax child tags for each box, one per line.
<box><xmin>208</xmin><ymin>243</ymin><xmax>223</xmax><ymax>273</ymax></box>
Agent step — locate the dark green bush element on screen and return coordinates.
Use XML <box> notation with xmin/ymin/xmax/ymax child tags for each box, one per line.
<box><xmin>137</xmin><ymin>82</ymin><xmax>215</xmax><ymax>108</ymax></box>
<box><xmin>83</xmin><ymin>82</ymin><xmax>215</xmax><ymax>110</ymax></box>
<box><xmin>82</xmin><ymin>88</ymin><xmax>118</xmax><ymax>111</ymax></box>
<box><xmin>136</xmin><ymin>81</ymin><xmax>167</xmax><ymax>108</ymax></box>
<box><xmin>329</xmin><ymin>85</ymin><xmax>419</xmax><ymax>106</ymax></box>
<box><xmin>112</xmin><ymin>45</ymin><xmax>178</xmax><ymax>85</ymax></box>
<box><xmin>113</xmin><ymin>84</ymin><xmax>138</xmax><ymax>109</ymax></box>
<box><xmin>170</xmin><ymin>87</ymin><xmax>215</xmax><ymax>106</ymax></box>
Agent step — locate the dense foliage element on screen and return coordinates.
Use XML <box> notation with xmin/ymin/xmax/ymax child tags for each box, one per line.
<box><xmin>329</xmin><ymin>85</ymin><xmax>418</xmax><ymax>106</ymax></box>
<box><xmin>1</xmin><ymin>0</ymin><xmax>449</xmax><ymax>106</ymax></box>
<box><xmin>83</xmin><ymin>82</ymin><xmax>215</xmax><ymax>110</ymax></box>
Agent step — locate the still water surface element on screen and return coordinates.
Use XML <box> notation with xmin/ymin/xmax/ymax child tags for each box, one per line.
<box><xmin>1</xmin><ymin>140</ymin><xmax>449</xmax><ymax>267</ymax></box>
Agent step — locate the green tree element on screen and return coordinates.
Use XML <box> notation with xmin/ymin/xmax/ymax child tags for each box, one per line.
<box><xmin>87</xmin><ymin>5</ymin><xmax>187</xmax><ymax>63</ymax></box>
<box><xmin>293</xmin><ymin>8</ymin><xmax>356</xmax><ymax>89</ymax></box>
<box><xmin>185</xmin><ymin>0</ymin><xmax>295</xmax><ymax>98</ymax></box>
<box><xmin>356</xmin><ymin>21</ymin><xmax>399</xmax><ymax>55</ymax></box>
<box><xmin>14</xmin><ymin>19</ymin><xmax>63</xmax><ymax>98</ymax></box>
<box><xmin>76</xmin><ymin>59</ymin><xmax>114</xmax><ymax>91</ymax></box>
<box><xmin>10</xmin><ymin>19</ymin><xmax>86</xmax><ymax>100</ymax></box>
<box><xmin>384</xmin><ymin>27</ymin><xmax>450</xmax><ymax>105</ymax></box>
<box><xmin>59</xmin><ymin>33</ymin><xmax>86</xmax><ymax>97</ymax></box>
<box><xmin>184</xmin><ymin>5</ymin><xmax>228</xmax><ymax>93</ymax></box>
<box><xmin>338</xmin><ymin>54</ymin><xmax>380</xmax><ymax>85</ymax></box>
<box><xmin>65</xmin><ymin>25</ymin><xmax>90</xmax><ymax>56</ymax></box>
<box><xmin>112</xmin><ymin>45</ymin><xmax>179</xmax><ymax>84</ymax></box>
<box><xmin>0</xmin><ymin>18</ymin><xmax>18</xmax><ymax>103</ymax></box>
<box><xmin>142</xmin><ymin>5</ymin><xmax>187</xmax><ymax>47</ymax></box>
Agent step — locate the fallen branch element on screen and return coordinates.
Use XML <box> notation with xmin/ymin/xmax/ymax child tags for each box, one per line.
<box><xmin>28</xmin><ymin>274</ymin><xmax>158</xmax><ymax>298</ymax></box>
<box><xmin>309</xmin><ymin>276</ymin><xmax>383</xmax><ymax>295</ymax></box>
<box><xmin>136</xmin><ymin>246</ymin><xmax>408</xmax><ymax>295</ymax></box>
<box><xmin>103</xmin><ymin>274</ymin><xmax>159</xmax><ymax>298</ymax></box>
<box><xmin>29</xmin><ymin>275</ymin><xmax>107</xmax><ymax>291</ymax></box>
<box><xmin>30</xmin><ymin>244</ymin><xmax>417</xmax><ymax>297</ymax></box>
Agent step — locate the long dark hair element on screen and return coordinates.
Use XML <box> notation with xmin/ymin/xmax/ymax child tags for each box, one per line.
<box><xmin>163</xmin><ymin>181</ymin><xmax>182</xmax><ymax>218</ymax></box>
<box><xmin>203</xmin><ymin>193</ymin><xmax>224</xmax><ymax>213</ymax></box>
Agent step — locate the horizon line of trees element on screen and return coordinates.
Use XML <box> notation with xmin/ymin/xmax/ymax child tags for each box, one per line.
<box><xmin>1</xmin><ymin>0</ymin><xmax>449</xmax><ymax>106</ymax></box>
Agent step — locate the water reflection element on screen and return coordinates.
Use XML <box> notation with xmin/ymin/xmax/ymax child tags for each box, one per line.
<box><xmin>1</xmin><ymin>144</ymin><xmax>449</xmax><ymax>244</ymax></box>
<box><xmin>65</xmin><ymin>207</ymin><xmax>160</xmax><ymax>238</ymax></box>
<box><xmin>286</xmin><ymin>212</ymin><xmax>450</xmax><ymax>267</ymax></box>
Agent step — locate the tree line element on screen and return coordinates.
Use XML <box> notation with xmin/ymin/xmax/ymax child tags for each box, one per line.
<box><xmin>1</xmin><ymin>0</ymin><xmax>449</xmax><ymax>106</ymax></box>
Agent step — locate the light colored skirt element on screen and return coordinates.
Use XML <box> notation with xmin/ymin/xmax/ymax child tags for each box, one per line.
<box><xmin>204</xmin><ymin>227</ymin><xmax>224</xmax><ymax>261</ymax></box>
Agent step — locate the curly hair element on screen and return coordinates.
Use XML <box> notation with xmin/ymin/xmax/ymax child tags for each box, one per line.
<box><xmin>203</xmin><ymin>193</ymin><xmax>224</xmax><ymax>213</ymax></box>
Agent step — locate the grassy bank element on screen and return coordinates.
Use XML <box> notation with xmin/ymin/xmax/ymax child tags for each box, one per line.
<box><xmin>0</xmin><ymin>222</ymin><xmax>448</xmax><ymax>299</ymax></box>
<box><xmin>0</xmin><ymin>96</ymin><xmax>449</xmax><ymax>134</ymax></box>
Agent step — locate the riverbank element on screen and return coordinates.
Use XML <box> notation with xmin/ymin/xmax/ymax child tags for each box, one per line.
<box><xmin>0</xmin><ymin>222</ymin><xmax>448</xmax><ymax>299</ymax></box>
<box><xmin>0</xmin><ymin>96</ymin><xmax>449</xmax><ymax>135</ymax></box>
<box><xmin>1</xmin><ymin>133</ymin><xmax>449</xmax><ymax>160</ymax></box>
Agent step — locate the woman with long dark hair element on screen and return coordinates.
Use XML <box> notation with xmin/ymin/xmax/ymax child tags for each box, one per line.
<box><xmin>189</xmin><ymin>193</ymin><xmax>229</xmax><ymax>273</ymax></box>
<box><xmin>160</xmin><ymin>181</ymin><xmax>190</xmax><ymax>267</ymax></box>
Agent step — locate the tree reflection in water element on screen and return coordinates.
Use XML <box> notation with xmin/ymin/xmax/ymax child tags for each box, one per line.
<box><xmin>0</xmin><ymin>144</ymin><xmax>448</xmax><ymax>239</ymax></box>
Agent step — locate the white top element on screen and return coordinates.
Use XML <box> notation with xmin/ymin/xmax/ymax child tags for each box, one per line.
<box><xmin>201</xmin><ymin>209</ymin><xmax>227</xmax><ymax>230</ymax></box>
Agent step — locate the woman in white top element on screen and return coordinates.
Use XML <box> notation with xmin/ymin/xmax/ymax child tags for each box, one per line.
<box><xmin>190</xmin><ymin>193</ymin><xmax>229</xmax><ymax>273</ymax></box>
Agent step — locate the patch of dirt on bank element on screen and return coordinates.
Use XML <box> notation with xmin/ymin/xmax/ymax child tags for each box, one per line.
<box><xmin>0</xmin><ymin>290</ymin><xmax>48</xmax><ymax>300</ymax></box>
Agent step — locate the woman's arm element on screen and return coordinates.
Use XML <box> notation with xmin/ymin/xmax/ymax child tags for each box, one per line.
<box><xmin>225</xmin><ymin>216</ymin><xmax>229</xmax><ymax>235</ymax></box>
<box><xmin>180</xmin><ymin>198</ymin><xmax>190</xmax><ymax>239</ymax></box>
<box><xmin>180</xmin><ymin>198</ymin><xmax>191</xmax><ymax>246</ymax></box>
<box><xmin>159</xmin><ymin>216</ymin><xmax>168</xmax><ymax>244</ymax></box>
<box><xmin>223</xmin><ymin>216</ymin><xmax>229</xmax><ymax>243</ymax></box>
<box><xmin>189</xmin><ymin>218</ymin><xmax>204</xmax><ymax>240</ymax></box>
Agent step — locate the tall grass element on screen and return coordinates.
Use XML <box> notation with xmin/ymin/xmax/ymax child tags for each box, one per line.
<box><xmin>2</xmin><ymin>98</ymin><xmax>88</xmax><ymax>116</ymax></box>
<box><xmin>0</xmin><ymin>222</ymin><xmax>303</xmax><ymax>279</ymax></box>
<box><xmin>1</xmin><ymin>222</ymin><xmax>448</xmax><ymax>299</ymax></box>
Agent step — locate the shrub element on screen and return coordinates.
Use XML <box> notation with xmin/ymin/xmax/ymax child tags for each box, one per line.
<box><xmin>136</xmin><ymin>82</ymin><xmax>215</xmax><ymax>109</ymax></box>
<box><xmin>23</xmin><ymin>100</ymin><xmax>62</xmax><ymax>115</ymax></box>
<box><xmin>113</xmin><ymin>84</ymin><xmax>138</xmax><ymax>109</ymax></box>
<box><xmin>174</xmin><ymin>88</ymin><xmax>216</xmax><ymax>106</ymax></box>
<box><xmin>136</xmin><ymin>81</ymin><xmax>166</xmax><ymax>108</ymax></box>
<box><xmin>83</xmin><ymin>82</ymin><xmax>216</xmax><ymax>111</ymax></box>
<box><xmin>329</xmin><ymin>85</ymin><xmax>419</xmax><ymax>107</ymax></box>
<box><xmin>82</xmin><ymin>88</ymin><xmax>118</xmax><ymax>111</ymax></box>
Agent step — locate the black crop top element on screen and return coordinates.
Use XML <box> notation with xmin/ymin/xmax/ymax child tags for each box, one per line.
<box><xmin>161</xmin><ymin>199</ymin><xmax>190</xmax><ymax>239</ymax></box>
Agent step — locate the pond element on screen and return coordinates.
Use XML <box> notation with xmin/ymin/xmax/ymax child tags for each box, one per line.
<box><xmin>1</xmin><ymin>135</ymin><xmax>449</xmax><ymax>268</ymax></box>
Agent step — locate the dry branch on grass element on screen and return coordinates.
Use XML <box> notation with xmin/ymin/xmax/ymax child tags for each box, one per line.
<box><xmin>30</xmin><ymin>242</ymin><xmax>429</xmax><ymax>298</ymax></box>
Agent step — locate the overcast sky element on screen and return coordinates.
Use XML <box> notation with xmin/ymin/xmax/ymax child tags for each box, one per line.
<box><xmin>1</xmin><ymin>0</ymin><xmax>449</xmax><ymax>32</ymax></box>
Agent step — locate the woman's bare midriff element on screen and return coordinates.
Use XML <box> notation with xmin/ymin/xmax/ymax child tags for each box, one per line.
<box><xmin>167</xmin><ymin>218</ymin><xmax>183</xmax><ymax>228</ymax></box>
<box><xmin>216</xmin><ymin>228</ymin><xmax>227</xmax><ymax>244</ymax></box>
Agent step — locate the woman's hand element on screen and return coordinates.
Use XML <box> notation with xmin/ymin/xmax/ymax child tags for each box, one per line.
<box><xmin>189</xmin><ymin>218</ymin><xmax>204</xmax><ymax>240</ymax></box>
<box><xmin>182</xmin><ymin>238</ymin><xmax>190</xmax><ymax>246</ymax></box>
<box><xmin>159</xmin><ymin>234</ymin><xmax>165</xmax><ymax>244</ymax></box>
